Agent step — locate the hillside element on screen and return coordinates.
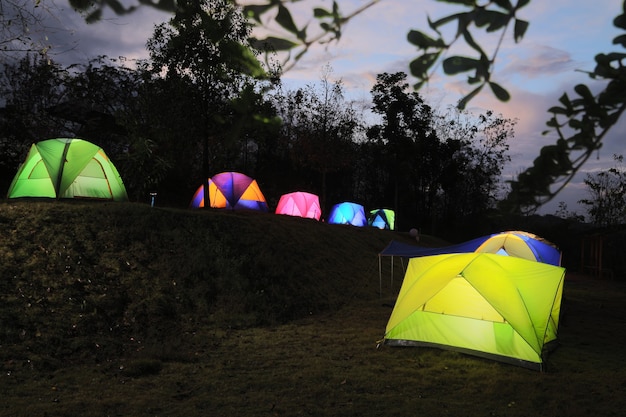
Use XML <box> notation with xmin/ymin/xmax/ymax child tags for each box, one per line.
<box><xmin>2</xmin><ymin>201</ymin><xmax>626</xmax><ymax>417</ymax></box>
<box><xmin>0</xmin><ymin>201</ymin><xmax>429</xmax><ymax>367</ymax></box>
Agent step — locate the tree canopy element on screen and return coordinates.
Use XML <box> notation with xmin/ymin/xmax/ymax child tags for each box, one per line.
<box><xmin>62</xmin><ymin>0</ymin><xmax>625</xmax><ymax>215</ymax></box>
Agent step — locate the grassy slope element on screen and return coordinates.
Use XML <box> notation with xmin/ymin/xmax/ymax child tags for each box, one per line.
<box><xmin>1</xmin><ymin>201</ymin><xmax>626</xmax><ymax>417</ymax></box>
<box><xmin>0</xmin><ymin>201</ymin><xmax>423</xmax><ymax>364</ymax></box>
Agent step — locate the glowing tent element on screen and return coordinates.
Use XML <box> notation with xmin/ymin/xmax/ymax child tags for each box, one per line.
<box><xmin>275</xmin><ymin>192</ymin><xmax>321</xmax><ymax>220</ymax></box>
<box><xmin>190</xmin><ymin>172</ymin><xmax>268</xmax><ymax>211</ymax></box>
<box><xmin>384</xmin><ymin>253</ymin><xmax>566</xmax><ymax>371</ymax></box>
<box><xmin>368</xmin><ymin>208</ymin><xmax>395</xmax><ymax>230</ymax></box>
<box><xmin>327</xmin><ymin>202</ymin><xmax>367</xmax><ymax>227</ymax></box>
<box><xmin>379</xmin><ymin>231</ymin><xmax>561</xmax><ymax>265</ymax></box>
<box><xmin>475</xmin><ymin>231</ymin><xmax>561</xmax><ymax>266</ymax></box>
<box><xmin>7</xmin><ymin>138</ymin><xmax>128</xmax><ymax>201</ymax></box>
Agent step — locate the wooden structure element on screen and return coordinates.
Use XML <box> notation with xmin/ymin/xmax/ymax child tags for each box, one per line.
<box><xmin>580</xmin><ymin>234</ymin><xmax>613</xmax><ymax>279</ymax></box>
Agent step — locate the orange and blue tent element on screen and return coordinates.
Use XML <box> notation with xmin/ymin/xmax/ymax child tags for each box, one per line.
<box><xmin>190</xmin><ymin>172</ymin><xmax>268</xmax><ymax>211</ymax></box>
<box><xmin>275</xmin><ymin>191</ymin><xmax>322</xmax><ymax>220</ymax></box>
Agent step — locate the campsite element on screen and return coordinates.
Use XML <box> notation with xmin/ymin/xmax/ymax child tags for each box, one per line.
<box><xmin>1</xmin><ymin>201</ymin><xmax>626</xmax><ymax>417</ymax></box>
<box><xmin>2</xmin><ymin>0</ymin><xmax>626</xmax><ymax>414</ymax></box>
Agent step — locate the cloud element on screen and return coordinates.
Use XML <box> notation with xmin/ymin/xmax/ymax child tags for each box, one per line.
<box><xmin>41</xmin><ymin>2</ymin><xmax>170</xmax><ymax>66</ymax></box>
<box><xmin>501</xmin><ymin>44</ymin><xmax>577</xmax><ymax>78</ymax></box>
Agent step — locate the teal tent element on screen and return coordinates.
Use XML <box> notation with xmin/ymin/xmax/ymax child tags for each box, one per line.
<box><xmin>368</xmin><ymin>208</ymin><xmax>395</xmax><ymax>230</ymax></box>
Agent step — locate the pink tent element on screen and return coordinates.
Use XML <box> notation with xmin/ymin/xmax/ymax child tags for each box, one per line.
<box><xmin>275</xmin><ymin>191</ymin><xmax>322</xmax><ymax>220</ymax></box>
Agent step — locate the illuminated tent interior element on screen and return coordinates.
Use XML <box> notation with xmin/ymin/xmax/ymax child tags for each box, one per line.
<box><xmin>380</xmin><ymin>231</ymin><xmax>561</xmax><ymax>265</ymax></box>
<box><xmin>368</xmin><ymin>208</ymin><xmax>395</xmax><ymax>230</ymax></box>
<box><xmin>275</xmin><ymin>191</ymin><xmax>322</xmax><ymax>220</ymax></box>
<box><xmin>7</xmin><ymin>138</ymin><xmax>128</xmax><ymax>201</ymax></box>
<box><xmin>327</xmin><ymin>202</ymin><xmax>367</xmax><ymax>227</ymax></box>
<box><xmin>384</xmin><ymin>252</ymin><xmax>566</xmax><ymax>370</ymax></box>
<box><xmin>474</xmin><ymin>231</ymin><xmax>561</xmax><ymax>266</ymax></box>
<box><xmin>189</xmin><ymin>171</ymin><xmax>268</xmax><ymax>211</ymax></box>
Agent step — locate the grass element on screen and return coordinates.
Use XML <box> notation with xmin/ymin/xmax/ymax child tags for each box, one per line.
<box><xmin>1</xmin><ymin>201</ymin><xmax>626</xmax><ymax>416</ymax></box>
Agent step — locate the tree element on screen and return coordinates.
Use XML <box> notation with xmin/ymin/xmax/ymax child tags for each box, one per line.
<box><xmin>0</xmin><ymin>54</ymin><xmax>70</xmax><ymax>190</ymax></box>
<box><xmin>579</xmin><ymin>154</ymin><xmax>626</xmax><ymax>226</ymax></box>
<box><xmin>0</xmin><ymin>0</ymin><xmax>59</xmax><ymax>59</ymax></box>
<box><xmin>271</xmin><ymin>65</ymin><xmax>362</xmax><ymax>209</ymax></box>
<box><xmin>432</xmin><ymin>107</ymin><xmax>513</xmax><ymax>221</ymax></box>
<box><xmin>55</xmin><ymin>0</ymin><xmax>626</xmax><ymax>213</ymax></box>
<box><xmin>397</xmin><ymin>0</ymin><xmax>626</xmax><ymax>213</ymax></box>
<box><xmin>366</xmin><ymin>72</ymin><xmax>438</xmax><ymax>230</ymax></box>
<box><xmin>145</xmin><ymin>0</ymin><xmax>270</xmax><ymax>203</ymax></box>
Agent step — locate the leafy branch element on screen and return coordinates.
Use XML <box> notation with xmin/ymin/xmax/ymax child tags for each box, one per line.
<box><xmin>407</xmin><ymin>0</ymin><xmax>529</xmax><ymax>109</ymax></box>
<box><xmin>241</xmin><ymin>0</ymin><xmax>381</xmax><ymax>72</ymax></box>
<box><xmin>503</xmin><ymin>5</ymin><xmax>626</xmax><ymax>213</ymax></box>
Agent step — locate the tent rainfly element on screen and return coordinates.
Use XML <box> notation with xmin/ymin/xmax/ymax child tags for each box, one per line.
<box><xmin>368</xmin><ymin>208</ymin><xmax>395</xmax><ymax>230</ymax></box>
<box><xmin>190</xmin><ymin>171</ymin><xmax>268</xmax><ymax>211</ymax></box>
<box><xmin>327</xmin><ymin>202</ymin><xmax>367</xmax><ymax>227</ymax></box>
<box><xmin>7</xmin><ymin>138</ymin><xmax>128</xmax><ymax>201</ymax></box>
<box><xmin>275</xmin><ymin>191</ymin><xmax>322</xmax><ymax>220</ymax></box>
<box><xmin>377</xmin><ymin>231</ymin><xmax>561</xmax><ymax>296</ymax></box>
<box><xmin>384</xmin><ymin>253</ymin><xmax>566</xmax><ymax>371</ymax></box>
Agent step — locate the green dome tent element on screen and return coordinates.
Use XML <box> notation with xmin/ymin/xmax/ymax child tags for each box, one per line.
<box><xmin>7</xmin><ymin>138</ymin><xmax>128</xmax><ymax>201</ymax></box>
<box><xmin>384</xmin><ymin>253</ymin><xmax>565</xmax><ymax>371</ymax></box>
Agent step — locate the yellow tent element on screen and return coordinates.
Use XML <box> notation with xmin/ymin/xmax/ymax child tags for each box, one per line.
<box><xmin>384</xmin><ymin>253</ymin><xmax>565</xmax><ymax>370</ymax></box>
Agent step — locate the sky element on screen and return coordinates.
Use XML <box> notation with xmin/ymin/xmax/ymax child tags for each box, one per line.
<box><xmin>24</xmin><ymin>0</ymin><xmax>626</xmax><ymax>217</ymax></box>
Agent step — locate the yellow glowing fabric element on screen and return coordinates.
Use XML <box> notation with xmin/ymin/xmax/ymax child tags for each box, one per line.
<box><xmin>385</xmin><ymin>253</ymin><xmax>565</xmax><ymax>369</ymax></box>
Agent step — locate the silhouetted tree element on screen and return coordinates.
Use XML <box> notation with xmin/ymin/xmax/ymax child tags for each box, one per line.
<box><xmin>0</xmin><ymin>55</ymin><xmax>69</xmax><ymax>190</ymax></box>
<box><xmin>432</xmin><ymin>107</ymin><xmax>513</xmax><ymax>227</ymax></box>
<box><xmin>146</xmin><ymin>0</ymin><xmax>269</xmax><ymax>204</ymax></box>
<box><xmin>366</xmin><ymin>72</ymin><xmax>437</xmax><ymax>230</ymax></box>
<box><xmin>69</xmin><ymin>0</ymin><xmax>626</xmax><ymax>214</ymax></box>
<box><xmin>579</xmin><ymin>155</ymin><xmax>626</xmax><ymax>226</ymax></box>
<box><xmin>271</xmin><ymin>66</ymin><xmax>362</xmax><ymax>211</ymax></box>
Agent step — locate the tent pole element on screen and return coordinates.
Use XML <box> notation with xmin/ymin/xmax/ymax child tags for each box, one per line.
<box><xmin>55</xmin><ymin>141</ymin><xmax>72</xmax><ymax>198</ymax></box>
<box><xmin>378</xmin><ymin>254</ymin><xmax>382</xmax><ymax>298</ymax></box>
<box><xmin>390</xmin><ymin>255</ymin><xmax>394</xmax><ymax>295</ymax></box>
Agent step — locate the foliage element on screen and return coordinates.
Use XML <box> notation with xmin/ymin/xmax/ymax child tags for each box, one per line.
<box><xmin>579</xmin><ymin>154</ymin><xmax>626</xmax><ymax>226</ymax></box>
<box><xmin>432</xmin><ymin>107</ymin><xmax>513</xmax><ymax>223</ymax></box>
<box><xmin>270</xmin><ymin>64</ymin><xmax>362</xmax><ymax>209</ymax></box>
<box><xmin>62</xmin><ymin>0</ymin><xmax>626</xmax><ymax>214</ymax></box>
<box><xmin>554</xmin><ymin>201</ymin><xmax>585</xmax><ymax>222</ymax></box>
<box><xmin>364</xmin><ymin>73</ymin><xmax>513</xmax><ymax>232</ymax></box>
<box><xmin>0</xmin><ymin>55</ymin><xmax>70</xmax><ymax>190</ymax></box>
<box><xmin>365</xmin><ymin>72</ymin><xmax>436</xmax><ymax>229</ymax></box>
<box><xmin>405</xmin><ymin>0</ymin><xmax>527</xmax><ymax>107</ymax></box>
<box><xmin>504</xmin><ymin>6</ymin><xmax>626</xmax><ymax>212</ymax></box>
<box><xmin>0</xmin><ymin>0</ymin><xmax>60</xmax><ymax>58</ymax></box>
<box><xmin>145</xmin><ymin>0</ymin><xmax>276</xmax><ymax>194</ymax></box>
<box><xmin>0</xmin><ymin>53</ymin><xmax>514</xmax><ymax>229</ymax></box>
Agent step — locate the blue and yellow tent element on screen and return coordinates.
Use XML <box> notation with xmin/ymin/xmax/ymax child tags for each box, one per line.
<box><xmin>380</xmin><ymin>231</ymin><xmax>561</xmax><ymax>265</ymax></box>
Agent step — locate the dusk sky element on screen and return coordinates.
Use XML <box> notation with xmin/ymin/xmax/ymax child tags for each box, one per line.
<box><xmin>31</xmin><ymin>0</ymin><xmax>626</xmax><ymax>217</ymax></box>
